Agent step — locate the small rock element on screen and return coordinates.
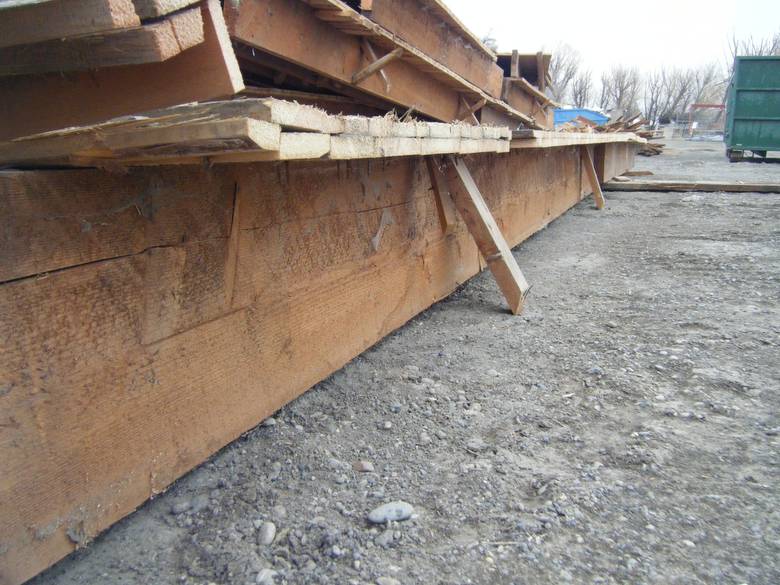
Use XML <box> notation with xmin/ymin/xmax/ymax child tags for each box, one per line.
<box><xmin>375</xmin><ymin>529</ymin><xmax>394</xmax><ymax>548</ymax></box>
<box><xmin>367</xmin><ymin>501</ymin><xmax>414</xmax><ymax>524</ymax></box>
<box><xmin>587</xmin><ymin>366</ymin><xmax>604</xmax><ymax>377</ymax></box>
<box><xmin>261</xmin><ymin>417</ymin><xmax>277</xmax><ymax>427</ymax></box>
<box><xmin>353</xmin><ymin>460</ymin><xmax>375</xmax><ymax>472</ymax></box>
<box><xmin>681</xmin><ymin>539</ymin><xmax>696</xmax><ymax>548</ymax></box>
<box><xmin>466</xmin><ymin>437</ymin><xmax>488</xmax><ymax>452</ymax></box>
<box><xmin>376</xmin><ymin>578</ymin><xmax>401</xmax><ymax>585</ymax></box>
<box><xmin>486</xmin><ymin>369</ymin><xmax>500</xmax><ymax>377</ymax></box>
<box><xmin>418</xmin><ymin>432</ymin><xmax>432</xmax><ymax>446</ymax></box>
<box><xmin>255</xmin><ymin>568</ymin><xmax>278</xmax><ymax>585</ymax></box>
<box><xmin>605</xmin><ymin>321</ymin><xmax>618</xmax><ymax>329</ymax></box>
<box><xmin>390</xmin><ymin>403</ymin><xmax>402</xmax><ymax>413</ymax></box>
<box><xmin>170</xmin><ymin>499</ymin><xmax>191</xmax><ymax>515</ymax></box>
<box><xmin>379</xmin><ymin>421</ymin><xmax>393</xmax><ymax>430</ymax></box>
<box><xmin>258</xmin><ymin>521</ymin><xmax>277</xmax><ymax>546</ymax></box>
<box><xmin>435</xmin><ymin>430</ymin><xmax>447</xmax><ymax>440</ymax></box>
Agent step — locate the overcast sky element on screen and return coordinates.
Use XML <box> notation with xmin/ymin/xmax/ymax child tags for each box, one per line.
<box><xmin>446</xmin><ymin>0</ymin><xmax>780</xmax><ymax>76</ymax></box>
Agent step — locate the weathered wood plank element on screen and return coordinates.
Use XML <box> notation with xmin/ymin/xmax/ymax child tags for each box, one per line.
<box><xmin>0</xmin><ymin>6</ymin><xmax>204</xmax><ymax>76</ymax></box>
<box><xmin>361</xmin><ymin>0</ymin><xmax>504</xmax><ymax>97</ymax></box>
<box><xmin>602</xmin><ymin>180</ymin><xmax>780</xmax><ymax>193</ymax></box>
<box><xmin>225</xmin><ymin>0</ymin><xmax>462</xmax><ymax>123</ymax></box>
<box><xmin>0</xmin><ymin>0</ymin><xmax>243</xmax><ymax>141</ymax></box>
<box><xmin>0</xmin><ymin>143</ymin><xmax>636</xmax><ymax>584</ymax></box>
<box><xmin>0</xmin><ymin>0</ymin><xmax>139</xmax><ymax>48</ymax></box>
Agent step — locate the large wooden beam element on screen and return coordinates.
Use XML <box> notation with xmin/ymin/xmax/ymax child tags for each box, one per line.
<box><xmin>0</xmin><ymin>6</ymin><xmax>205</xmax><ymax>76</ymax></box>
<box><xmin>0</xmin><ymin>142</ymin><xmax>642</xmax><ymax>584</ymax></box>
<box><xmin>0</xmin><ymin>0</ymin><xmax>243</xmax><ymax>141</ymax></box>
<box><xmin>359</xmin><ymin>0</ymin><xmax>504</xmax><ymax>97</ymax></box>
<box><xmin>0</xmin><ymin>0</ymin><xmax>140</xmax><ymax>48</ymax></box>
<box><xmin>225</xmin><ymin>0</ymin><xmax>462</xmax><ymax>123</ymax></box>
<box><xmin>444</xmin><ymin>155</ymin><xmax>530</xmax><ymax>314</ymax></box>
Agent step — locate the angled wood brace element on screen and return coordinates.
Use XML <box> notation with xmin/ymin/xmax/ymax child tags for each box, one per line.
<box><xmin>439</xmin><ymin>155</ymin><xmax>530</xmax><ymax>314</ymax></box>
<box><xmin>580</xmin><ymin>145</ymin><xmax>605</xmax><ymax>209</ymax></box>
<box><xmin>458</xmin><ymin>96</ymin><xmax>486</xmax><ymax>125</ymax></box>
<box><xmin>353</xmin><ymin>40</ymin><xmax>402</xmax><ymax>90</ymax></box>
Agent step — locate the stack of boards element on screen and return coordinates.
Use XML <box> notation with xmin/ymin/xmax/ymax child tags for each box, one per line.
<box><xmin>0</xmin><ymin>0</ymin><xmax>558</xmax><ymax>155</ymax></box>
<box><xmin>0</xmin><ymin>0</ymin><xmax>244</xmax><ymax>142</ymax></box>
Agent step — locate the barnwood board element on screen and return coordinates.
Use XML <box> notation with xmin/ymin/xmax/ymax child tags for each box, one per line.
<box><xmin>0</xmin><ymin>6</ymin><xmax>204</xmax><ymax>76</ymax></box>
<box><xmin>226</xmin><ymin>0</ymin><xmax>461</xmax><ymax>123</ymax></box>
<box><xmin>602</xmin><ymin>180</ymin><xmax>780</xmax><ymax>193</ymax></box>
<box><xmin>360</xmin><ymin>0</ymin><xmax>504</xmax><ymax>97</ymax></box>
<box><xmin>0</xmin><ymin>0</ymin><xmax>139</xmax><ymax>48</ymax></box>
<box><xmin>0</xmin><ymin>0</ymin><xmax>243</xmax><ymax>141</ymax></box>
<box><xmin>511</xmin><ymin>130</ymin><xmax>645</xmax><ymax>149</ymax></box>
<box><xmin>0</xmin><ymin>143</ymin><xmax>635</xmax><ymax>584</ymax></box>
<box><xmin>227</xmin><ymin>0</ymin><xmax>537</xmax><ymax>128</ymax></box>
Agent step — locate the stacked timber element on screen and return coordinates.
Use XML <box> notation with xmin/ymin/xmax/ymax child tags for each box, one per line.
<box><xmin>0</xmin><ymin>0</ymin><xmax>244</xmax><ymax>141</ymax></box>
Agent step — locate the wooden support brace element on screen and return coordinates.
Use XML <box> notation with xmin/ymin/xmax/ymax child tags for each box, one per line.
<box><xmin>458</xmin><ymin>96</ymin><xmax>486</xmax><ymax>125</ymax></box>
<box><xmin>443</xmin><ymin>155</ymin><xmax>530</xmax><ymax>314</ymax></box>
<box><xmin>425</xmin><ymin>157</ymin><xmax>457</xmax><ymax>234</ymax></box>
<box><xmin>580</xmin><ymin>145</ymin><xmax>605</xmax><ymax>209</ymax></box>
<box><xmin>353</xmin><ymin>42</ymin><xmax>402</xmax><ymax>89</ymax></box>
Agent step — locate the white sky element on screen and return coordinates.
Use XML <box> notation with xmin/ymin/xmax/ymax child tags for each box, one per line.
<box><xmin>445</xmin><ymin>0</ymin><xmax>780</xmax><ymax>77</ymax></box>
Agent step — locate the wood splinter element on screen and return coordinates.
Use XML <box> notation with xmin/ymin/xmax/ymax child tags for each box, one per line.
<box><xmin>353</xmin><ymin>42</ymin><xmax>402</xmax><ymax>89</ymax></box>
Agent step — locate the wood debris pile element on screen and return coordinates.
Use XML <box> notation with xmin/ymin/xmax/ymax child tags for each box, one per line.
<box><xmin>557</xmin><ymin>112</ymin><xmax>665</xmax><ymax>156</ymax></box>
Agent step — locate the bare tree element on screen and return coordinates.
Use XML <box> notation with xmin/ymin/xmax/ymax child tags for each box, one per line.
<box><xmin>600</xmin><ymin>66</ymin><xmax>641</xmax><ymax>113</ymax></box>
<box><xmin>548</xmin><ymin>44</ymin><xmax>581</xmax><ymax>103</ymax></box>
<box><xmin>726</xmin><ymin>30</ymin><xmax>780</xmax><ymax>78</ymax></box>
<box><xmin>570</xmin><ymin>71</ymin><xmax>593</xmax><ymax>108</ymax></box>
<box><xmin>480</xmin><ymin>32</ymin><xmax>498</xmax><ymax>52</ymax></box>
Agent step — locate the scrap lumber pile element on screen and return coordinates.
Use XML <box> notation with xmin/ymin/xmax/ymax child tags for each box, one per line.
<box><xmin>558</xmin><ymin>112</ymin><xmax>665</xmax><ymax>156</ymax></box>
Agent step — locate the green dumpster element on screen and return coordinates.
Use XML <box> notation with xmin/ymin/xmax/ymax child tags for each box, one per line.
<box><xmin>725</xmin><ymin>56</ymin><xmax>780</xmax><ymax>162</ymax></box>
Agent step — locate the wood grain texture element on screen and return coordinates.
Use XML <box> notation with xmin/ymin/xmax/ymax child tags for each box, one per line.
<box><xmin>580</xmin><ymin>145</ymin><xmax>605</xmax><ymax>209</ymax></box>
<box><xmin>0</xmin><ymin>0</ymin><xmax>139</xmax><ymax>48</ymax></box>
<box><xmin>0</xmin><ymin>5</ymin><xmax>204</xmax><ymax>76</ymax></box>
<box><xmin>0</xmin><ymin>143</ymin><xmax>635</xmax><ymax>584</ymax></box>
<box><xmin>0</xmin><ymin>0</ymin><xmax>243</xmax><ymax>141</ymax></box>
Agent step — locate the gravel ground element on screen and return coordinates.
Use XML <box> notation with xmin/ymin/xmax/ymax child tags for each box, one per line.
<box><xmin>32</xmin><ymin>140</ymin><xmax>780</xmax><ymax>585</ymax></box>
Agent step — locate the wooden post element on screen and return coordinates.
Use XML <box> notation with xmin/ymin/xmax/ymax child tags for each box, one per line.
<box><xmin>353</xmin><ymin>44</ymin><xmax>403</xmax><ymax>87</ymax></box>
<box><xmin>580</xmin><ymin>145</ymin><xmax>605</xmax><ymax>209</ymax></box>
<box><xmin>510</xmin><ymin>49</ymin><xmax>519</xmax><ymax>78</ymax></box>
<box><xmin>444</xmin><ymin>155</ymin><xmax>530</xmax><ymax>314</ymax></box>
<box><xmin>536</xmin><ymin>51</ymin><xmax>546</xmax><ymax>91</ymax></box>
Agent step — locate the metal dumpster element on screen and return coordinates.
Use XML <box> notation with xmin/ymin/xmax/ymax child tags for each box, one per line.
<box><xmin>725</xmin><ymin>56</ymin><xmax>780</xmax><ymax>162</ymax></box>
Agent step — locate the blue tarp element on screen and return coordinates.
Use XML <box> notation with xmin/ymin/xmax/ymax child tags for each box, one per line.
<box><xmin>554</xmin><ymin>108</ymin><xmax>609</xmax><ymax>127</ymax></box>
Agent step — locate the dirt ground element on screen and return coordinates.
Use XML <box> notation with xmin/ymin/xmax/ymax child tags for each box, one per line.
<box><xmin>31</xmin><ymin>140</ymin><xmax>780</xmax><ymax>585</ymax></box>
